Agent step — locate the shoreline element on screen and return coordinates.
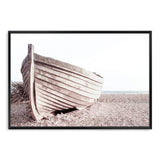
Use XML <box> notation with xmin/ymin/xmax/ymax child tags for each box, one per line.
<box><xmin>101</xmin><ymin>92</ymin><xmax>149</xmax><ymax>95</ymax></box>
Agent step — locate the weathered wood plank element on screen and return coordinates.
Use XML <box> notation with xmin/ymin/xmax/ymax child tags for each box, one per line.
<box><xmin>23</xmin><ymin>73</ymin><xmax>29</xmax><ymax>87</ymax></box>
<box><xmin>21</xmin><ymin>55</ymin><xmax>29</xmax><ymax>70</ymax></box>
<box><xmin>35</xmin><ymin>75</ymin><xmax>100</xmax><ymax>99</ymax></box>
<box><xmin>22</xmin><ymin>68</ymin><xmax>30</xmax><ymax>80</ymax></box>
<box><xmin>35</xmin><ymin>82</ymin><xmax>95</xmax><ymax>105</ymax></box>
<box><xmin>34</xmin><ymin>63</ymin><xmax>103</xmax><ymax>88</ymax></box>
<box><xmin>34</xmin><ymin>54</ymin><xmax>104</xmax><ymax>84</ymax></box>
<box><xmin>35</xmin><ymin>77</ymin><xmax>99</xmax><ymax>101</ymax></box>
<box><xmin>34</xmin><ymin>68</ymin><xmax>101</xmax><ymax>95</ymax></box>
<box><xmin>21</xmin><ymin>61</ymin><xmax>30</xmax><ymax>74</ymax></box>
<box><xmin>36</xmin><ymin>98</ymin><xmax>65</xmax><ymax>110</ymax></box>
<box><xmin>36</xmin><ymin>87</ymin><xmax>78</xmax><ymax>108</ymax></box>
<box><xmin>23</xmin><ymin>79</ymin><xmax>29</xmax><ymax>95</ymax></box>
<box><xmin>36</xmin><ymin>91</ymin><xmax>74</xmax><ymax>109</ymax></box>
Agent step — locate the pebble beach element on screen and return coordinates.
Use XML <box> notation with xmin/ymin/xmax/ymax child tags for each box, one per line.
<box><xmin>10</xmin><ymin>94</ymin><xmax>149</xmax><ymax>127</ymax></box>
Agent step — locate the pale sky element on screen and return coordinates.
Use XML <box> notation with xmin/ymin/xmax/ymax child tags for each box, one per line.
<box><xmin>11</xmin><ymin>33</ymin><xmax>149</xmax><ymax>91</ymax></box>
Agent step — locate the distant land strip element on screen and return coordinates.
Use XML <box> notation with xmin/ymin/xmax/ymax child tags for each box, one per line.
<box><xmin>102</xmin><ymin>91</ymin><xmax>149</xmax><ymax>94</ymax></box>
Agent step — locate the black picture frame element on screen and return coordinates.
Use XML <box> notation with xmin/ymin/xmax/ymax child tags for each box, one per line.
<box><xmin>8</xmin><ymin>30</ymin><xmax>152</xmax><ymax>129</ymax></box>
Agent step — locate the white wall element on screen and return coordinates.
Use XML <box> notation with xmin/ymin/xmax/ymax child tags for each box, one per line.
<box><xmin>0</xmin><ymin>1</ymin><xmax>159</xmax><ymax>160</ymax></box>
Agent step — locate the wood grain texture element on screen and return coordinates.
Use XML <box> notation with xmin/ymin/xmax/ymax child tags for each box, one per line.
<box><xmin>34</xmin><ymin>61</ymin><xmax>103</xmax><ymax>87</ymax></box>
<box><xmin>34</xmin><ymin>53</ymin><xmax>103</xmax><ymax>83</ymax></box>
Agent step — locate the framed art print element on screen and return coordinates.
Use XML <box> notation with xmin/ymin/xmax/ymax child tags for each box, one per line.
<box><xmin>8</xmin><ymin>31</ymin><xmax>152</xmax><ymax>129</ymax></box>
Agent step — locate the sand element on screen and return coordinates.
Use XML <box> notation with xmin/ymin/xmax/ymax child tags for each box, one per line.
<box><xmin>10</xmin><ymin>94</ymin><xmax>149</xmax><ymax>127</ymax></box>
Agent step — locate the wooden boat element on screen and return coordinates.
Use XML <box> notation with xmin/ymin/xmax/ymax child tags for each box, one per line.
<box><xmin>21</xmin><ymin>44</ymin><xmax>103</xmax><ymax>121</ymax></box>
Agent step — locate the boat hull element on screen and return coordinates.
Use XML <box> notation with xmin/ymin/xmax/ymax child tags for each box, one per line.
<box><xmin>21</xmin><ymin>44</ymin><xmax>103</xmax><ymax>121</ymax></box>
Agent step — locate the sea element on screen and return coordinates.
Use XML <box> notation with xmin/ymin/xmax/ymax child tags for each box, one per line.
<box><xmin>102</xmin><ymin>91</ymin><xmax>149</xmax><ymax>94</ymax></box>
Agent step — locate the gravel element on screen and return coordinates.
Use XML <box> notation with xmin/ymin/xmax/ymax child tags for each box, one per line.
<box><xmin>10</xmin><ymin>94</ymin><xmax>149</xmax><ymax>127</ymax></box>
